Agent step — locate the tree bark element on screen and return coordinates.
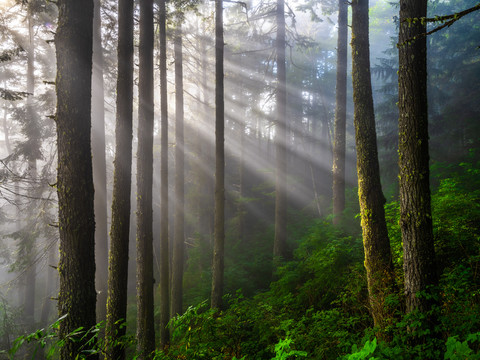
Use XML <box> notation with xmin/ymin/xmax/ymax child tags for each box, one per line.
<box><xmin>332</xmin><ymin>0</ymin><xmax>348</xmax><ymax>225</ymax></box>
<box><xmin>398</xmin><ymin>0</ymin><xmax>438</xmax><ymax>315</ymax></box>
<box><xmin>55</xmin><ymin>0</ymin><xmax>97</xmax><ymax>358</ymax></box>
<box><xmin>211</xmin><ymin>0</ymin><xmax>225</xmax><ymax>309</ymax></box>
<box><xmin>171</xmin><ymin>20</ymin><xmax>185</xmax><ymax>318</ymax></box>
<box><xmin>158</xmin><ymin>0</ymin><xmax>170</xmax><ymax>348</ymax></box>
<box><xmin>92</xmin><ymin>0</ymin><xmax>109</xmax><ymax>324</ymax></box>
<box><xmin>351</xmin><ymin>0</ymin><xmax>396</xmax><ymax>331</ymax></box>
<box><xmin>273</xmin><ymin>0</ymin><xmax>287</xmax><ymax>263</ymax></box>
<box><xmin>136</xmin><ymin>0</ymin><xmax>155</xmax><ymax>357</ymax></box>
<box><xmin>105</xmin><ymin>0</ymin><xmax>134</xmax><ymax>358</ymax></box>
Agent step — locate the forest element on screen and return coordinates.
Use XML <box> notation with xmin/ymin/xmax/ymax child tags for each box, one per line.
<box><xmin>0</xmin><ymin>0</ymin><xmax>479</xmax><ymax>358</ymax></box>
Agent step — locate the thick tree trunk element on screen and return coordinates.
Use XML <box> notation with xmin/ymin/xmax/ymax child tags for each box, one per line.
<box><xmin>92</xmin><ymin>0</ymin><xmax>109</xmax><ymax>323</ymax></box>
<box><xmin>351</xmin><ymin>0</ymin><xmax>396</xmax><ymax>331</ymax></box>
<box><xmin>171</xmin><ymin>20</ymin><xmax>185</xmax><ymax>318</ymax></box>
<box><xmin>136</xmin><ymin>0</ymin><xmax>155</xmax><ymax>357</ymax></box>
<box><xmin>332</xmin><ymin>0</ymin><xmax>348</xmax><ymax>225</ymax></box>
<box><xmin>55</xmin><ymin>0</ymin><xmax>97</xmax><ymax>358</ymax></box>
<box><xmin>158</xmin><ymin>0</ymin><xmax>170</xmax><ymax>348</ymax></box>
<box><xmin>105</xmin><ymin>0</ymin><xmax>134</xmax><ymax>358</ymax></box>
<box><xmin>211</xmin><ymin>0</ymin><xmax>225</xmax><ymax>309</ymax></box>
<box><xmin>398</xmin><ymin>0</ymin><xmax>438</xmax><ymax>315</ymax></box>
<box><xmin>273</xmin><ymin>0</ymin><xmax>287</xmax><ymax>263</ymax></box>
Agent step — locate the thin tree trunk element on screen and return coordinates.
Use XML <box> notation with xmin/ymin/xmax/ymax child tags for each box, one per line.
<box><xmin>158</xmin><ymin>0</ymin><xmax>170</xmax><ymax>348</ymax></box>
<box><xmin>398</xmin><ymin>0</ymin><xmax>438</xmax><ymax>317</ymax></box>
<box><xmin>171</xmin><ymin>20</ymin><xmax>185</xmax><ymax>318</ymax></box>
<box><xmin>238</xmin><ymin>120</ymin><xmax>246</xmax><ymax>242</ymax></box>
<box><xmin>351</xmin><ymin>0</ymin><xmax>396</xmax><ymax>331</ymax></box>
<box><xmin>198</xmin><ymin>17</ymin><xmax>214</xmax><ymax>241</ymax></box>
<box><xmin>273</xmin><ymin>0</ymin><xmax>287</xmax><ymax>263</ymax></box>
<box><xmin>332</xmin><ymin>0</ymin><xmax>348</xmax><ymax>225</ymax></box>
<box><xmin>55</xmin><ymin>0</ymin><xmax>97</xmax><ymax>358</ymax></box>
<box><xmin>105</xmin><ymin>0</ymin><xmax>134</xmax><ymax>358</ymax></box>
<box><xmin>92</xmin><ymin>0</ymin><xmax>109</xmax><ymax>323</ymax></box>
<box><xmin>23</xmin><ymin>10</ymin><xmax>36</xmax><ymax>327</ymax></box>
<box><xmin>136</xmin><ymin>0</ymin><xmax>155</xmax><ymax>357</ymax></box>
<box><xmin>211</xmin><ymin>0</ymin><xmax>225</xmax><ymax>309</ymax></box>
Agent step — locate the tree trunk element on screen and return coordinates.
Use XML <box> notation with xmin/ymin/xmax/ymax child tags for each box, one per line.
<box><xmin>198</xmin><ymin>17</ymin><xmax>214</xmax><ymax>241</ymax></box>
<box><xmin>92</xmin><ymin>0</ymin><xmax>109</xmax><ymax>323</ymax></box>
<box><xmin>136</xmin><ymin>0</ymin><xmax>155</xmax><ymax>357</ymax></box>
<box><xmin>105</xmin><ymin>0</ymin><xmax>134</xmax><ymax>358</ymax></box>
<box><xmin>171</xmin><ymin>20</ymin><xmax>185</xmax><ymax>318</ymax></box>
<box><xmin>273</xmin><ymin>0</ymin><xmax>287</xmax><ymax>263</ymax></box>
<box><xmin>55</xmin><ymin>0</ymin><xmax>97</xmax><ymax>358</ymax></box>
<box><xmin>351</xmin><ymin>0</ymin><xmax>396</xmax><ymax>331</ymax></box>
<box><xmin>332</xmin><ymin>0</ymin><xmax>348</xmax><ymax>225</ymax></box>
<box><xmin>158</xmin><ymin>0</ymin><xmax>170</xmax><ymax>348</ymax></box>
<box><xmin>211</xmin><ymin>0</ymin><xmax>225</xmax><ymax>309</ymax></box>
<box><xmin>23</xmin><ymin>10</ymin><xmax>36</xmax><ymax>327</ymax></box>
<box><xmin>238</xmin><ymin>119</ymin><xmax>246</xmax><ymax>242</ymax></box>
<box><xmin>38</xmin><ymin>247</ymin><xmax>56</xmax><ymax>360</ymax></box>
<box><xmin>398</xmin><ymin>0</ymin><xmax>438</xmax><ymax>316</ymax></box>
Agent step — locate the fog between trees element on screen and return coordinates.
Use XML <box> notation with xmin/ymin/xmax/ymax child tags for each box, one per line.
<box><xmin>0</xmin><ymin>0</ymin><xmax>479</xmax><ymax>358</ymax></box>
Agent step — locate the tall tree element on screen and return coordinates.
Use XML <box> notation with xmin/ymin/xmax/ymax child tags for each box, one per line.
<box><xmin>351</xmin><ymin>0</ymin><xmax>396</xmax><ymax>330</ymax></box>
<box><xmin>158</xmin><ymin>0</ymin><xmax>170</xmax><ymax>348</ymax></box>
<box><xmin>398</xmin><ymin>0</ymin><xmax>438</xmax><ymax>315</ymax></box>
<box><xmin>105</xmin><ymin>0</ymin><xmax>134</xmax><ymax>358</ymax></box>
<box><xmin>332</xmin><ymin>0</ymin><xmax>348</xmax><ymax>225</ymax></box>
<box><xmin>136</xmin><ymin>0</ymin><xmax>155</xmax><ymax>357</ymax></box>
<box><xmin>55</xmin><ymin>0</ymin><xmax>97</xmax><ymax>358</ymax></box>
<box><xmin>23</xmin><ymin>5</ymin><xmax>37</xmax><ymax>326</ymax></box>
<box><xmin>273</xmin><ymin>0</ymin><xmax>287</xmax><ymax>262</ymax></box>
<box><xmin>211</xmin><ymin>0</ymin><xmax>225</xmax><ymax>309</ymax></box>
<box><xmin>171</xmin><ymin>18</ymin><xmax>185</xmax><ymax>318</ymax></box>
<box><xmin>92</xmin><ymin>0</ymin><xmax>109</xmax><ymax>322</ymax></box>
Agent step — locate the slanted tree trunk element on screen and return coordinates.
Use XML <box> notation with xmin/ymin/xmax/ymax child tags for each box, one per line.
<box><xmin>171</xmin><ymin>19</ymin><xmax>185</xmax><ymax>318</ymax></box>
<box><xmin>158</xmin><ymin>0</ymin><xmax>170</xmax><ymax>348</ymax></box>
<box><xmin>136</xmin><ymin>0</ymin><xmax>155</xmax><ymax>357</ymax></box>
<box><xmin>55</xmin><ymin>0</ymin><xmax>97</xmax><ymax>358</ymax></box>
<box><xmin>273</xmin><ymin>0</ymin><xmax>288</xmax><ymax>263</ymax></box>
<box><xmin>332</xmin><ymin>0</ymin><xmax>348</xmax><ymax>225</ymax></box>
<box><xmin>211</xmin><ymin>0</ymin><xmax>225</xmax><ymax>309</ymax></box>
<box><xmin>92</xmin><ymin>0</ymin><xmax>109</xmax><ymax>323</ymax></box>
<box><xmin>351</xmin><ymin>0</ymin><xmax>396</xmax><ymax>331</ymax></box>
<box><xmin>105</xmin><ymin>0</ymin><xmax>134</xmax><ymax>358</ymax></box>
<box><xmin>398</xmin><ymin>0</ymin><xmax>438</xmax><ymax>316</ymax></box>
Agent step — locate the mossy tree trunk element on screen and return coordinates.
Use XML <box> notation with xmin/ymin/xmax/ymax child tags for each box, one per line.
<box><xmin>332</xmin><ymin>0</ymin><xmax>348</xmax><ymax>225</ymax></box>
<box><xmin>351</xmin><ymin>0</ymin><xmax>397</xmax><ymax>331</ymax></box>
<box><xmin>55</xmin><ymin>0</ymin><xmax>97</xmax><ymax>358</ymax></box>
<box><xmin>398</xmin><ymin>0</ymin><xmax>438</xmax><ymax>316</ymax></box>
<box><xmin>105</xmin><ymin>0</ymin><xmax>134</xmax><ymax>358</ymax></box>
<box><xmin>158</xmin><ymin>0</ymin><xmax>170</xmax><ymax>348</ymax></box>
<box><xmin>171</xmin><ymin>19</ymin><xmax>185</xmax><ymax>318</ymax></box>
<box><xmin>136</xmin><ymin>0</ymin><xmax>155</xmax><ymax>357</ymax></box>
<box><xmin>211</xmin><ymin>0</ymin><xmax>225</xmax><ymax>310</ymax></box>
